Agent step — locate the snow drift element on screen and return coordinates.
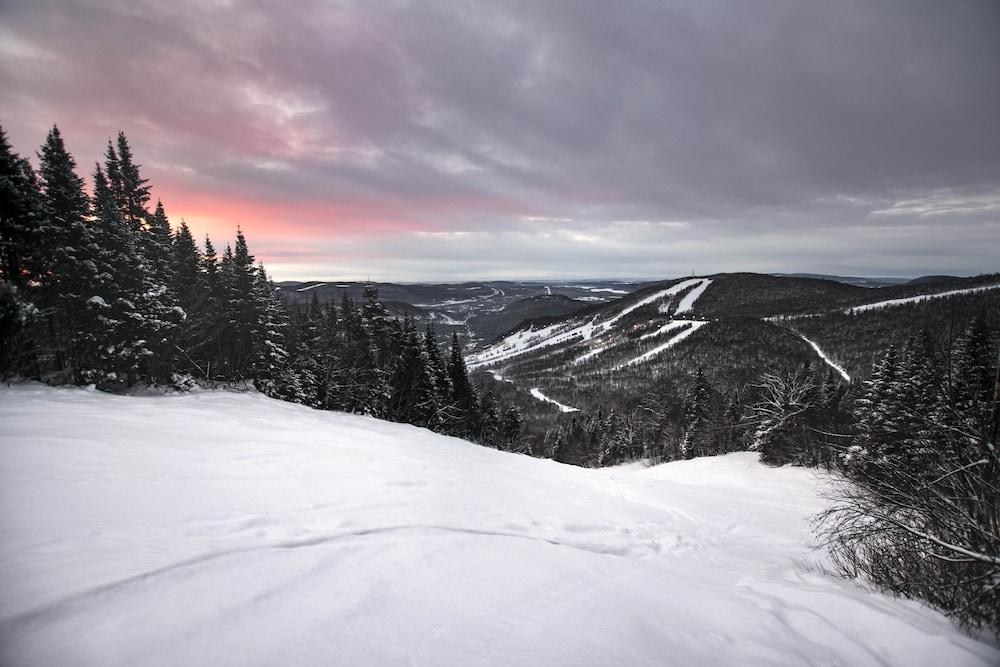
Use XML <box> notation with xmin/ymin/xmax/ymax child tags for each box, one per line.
<box><xmin>0</xmin><ymin>386</ymin><xmax>996</xmax><ymax>666</ymax></box>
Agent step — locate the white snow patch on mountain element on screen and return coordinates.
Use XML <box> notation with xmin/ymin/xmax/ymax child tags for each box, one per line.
<box><xmin>295</xmin><ymin>283</ymin><xmax>326</xmax><ymax>292</ymax></box>
<box><xmin>674</xmin><ymin>278</ymin><xmax>713</xmax><ymax>314</ymax></box>
<box><xmin>0</xmin><ymin>386</ymin><xmax>996</xmax><ymax>666</ymax></box>
<box><xmin>529</xmin><ymin>387</ymin><xmax>579</xmax><ymax>412</ymax></box>
<box><xmin>797</xmin><ymin>332</ymin><xmax>851</xmax><ymax>382</ymax></box>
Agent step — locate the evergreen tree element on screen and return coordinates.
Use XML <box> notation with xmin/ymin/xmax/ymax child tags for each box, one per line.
<box><xmin>35</xmin><ymin>125</ymin><xmax>98</xmax><ymax>375</ymax></box>
<box><xmin>110</xmin><ymin>131</ymin><xmax>151</xmax><ymax>233</ymax></box>
<box><xmin>447</xmin><ymin>332</ymin><xmax>480</xmax><ymax>438</ymax></box>
<box><xmin>250</xmin><ymin>264</ymin><xmax>288</xmax><ymax>394</ymax></box>
<box><xmin>0</xmin><ymin>126</ymin><xmax>42</xmax><ymax>286</ymax></box>
<box><xmin>389</xmin><ymin>317</ymin><xmax>437</xmax><ymax>426</ymax></box>
<box><xmin>146</xmin><ymin>200</ymin><xmax>175</xmax><ymax>289</ymax></box>
<box><xmin>170</xmin><ymin>221</ymin><xmax>207</xmax><ymax>375</ymax></box>
<box><xmin>0</xmin><ymin>126</ymin><xmax>42</xmax><ymax>375</ymax></box>
<box><xmin>680</xmin><ymin>368</ymin><xmax>714</xmax><ymax>459</ymax></box>
<box><xmin>222</xmin><ymin>230</ymin><xmax>258</xmax><ymax>377</ymax></box>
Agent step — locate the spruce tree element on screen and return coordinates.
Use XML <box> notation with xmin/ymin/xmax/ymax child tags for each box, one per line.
<box><xmin>36</xmin><ymin>125</ymin><xmax>97</xmax><ymax>374</ymax></box>
<box><xmin>447</xmin><ymin>332</ymin><xmax>480</xmax><ymax>437</ymax></box>
<box><xmin>1</xmin><ymin>126</ymin><xmax>43</xmax><ymax>288</ymax></box>
<box><xmin>0</xmin><ymin>126</ymin><xmax>43</xmax><ymax>375</ymax></box>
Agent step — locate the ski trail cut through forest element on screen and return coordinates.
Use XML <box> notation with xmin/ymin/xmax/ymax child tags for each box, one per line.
<box><xmin>530</xmin><ymin>388</ymin><xmax>579</xmax><ymax>412</ymax></box>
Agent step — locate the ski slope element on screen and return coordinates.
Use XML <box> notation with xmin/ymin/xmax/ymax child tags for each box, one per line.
<box><xmin>1</xmin><ymin>386</ymin><xmax>996</xmax><ymax>667</ymax></box>
<box><xmin>619</xmin><ymin>320</ymin><xmax>708</xmax><ymax>368</ymax></box>
<box><xmin>468</xmin><ymin>278</ymin><xmax>712</xmax><ymax>369</ymax></box>
<box><xmin>529</xmin><ymin>387</ymin><xmax>579</xmax><ymax>412</ymax></box>
<box><xmin>674</xmin><ymin>278</ymin><xmax>713</xmax><ymax>314</ymax></box>
<box><xmin>847</xmin><ymin>283</ymin><xmax>1000</xmax><ymax>314</ymax></box>
<box><xmin>796</xmin><ymin>332</ymin><xmax>851</xmax><ymax>382</ymax></box>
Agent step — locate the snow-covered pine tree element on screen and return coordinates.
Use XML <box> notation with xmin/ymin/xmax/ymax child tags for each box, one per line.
<box><xmin>84</xmin><ymin>163</ymin><xmax>144</xmax><ymax>384</ymax></box>
<box><xmin>680</xmin><ymin>368</ymin><xmax>714</xmax><ymax>459</ymax></box>
<box><xmin>446</xmin><ymin>332</ymin><xmax>480</xmax><ymax>438</ymax></box>
<box><xmin>146</xmin><ymin>200</ymin><xmax>175</xmax><ymax>291</ymax></box>
<box><xmin>389</xmin><ymin>317</ymin><xmax>437</xmax><ymax>427</ymax></box>
<box><xmin>337</xmin><ymin>291</ymin><xmax>388</xmax><ymax>416</ymax></box>
<box><xmin>102</xmin><ymin>138</ymin><xmax>180</xmax><ymax>383</ymax></box>
<box><xmin>845</xmin><ymin>344</ymin><xmax>899</xmax><ymax>471</ymax></box>
<box><xmin>0</xmin><ymin>125</ymin><xmax>43</xmax><ymax>288</ymax></box>
<box><xmin>201</xmin><ymin>235</ymin><xmax>223</xmax><ymax>376</ymax></box>
<box><xmin>221</xmin><ymin>230</ymin><xmax>259</xmax><ymax>378</ymax></box>
<box><xmin>0</xmin><ymin>126</ymin><xmax>43</xmax><ymax>375</ymax></box>
<box><xmin>35</xmin><ymin>125</ymin><xmax>97</xmax><ymax>376</ymax></box>
<box><xmin>423</xmin><ymin>324</ymin><xmax>454</xmax><ymax>428</ymax></box>
<box><xmin>109</xmin><ymin>132</ymin><xmax>151</xmax><ymax>235</ymax></box>
<box><xmin>499</xmin><ymin>405</ymin><xmax>524</xmax><ymax>451</ymax></box>
<box><xmin>249</xmin><ymin>263</ymin><xmax>288</xmax><ymax>395</ymax></box>
<box><xmin>315</xmin><ymin>297</ymin><xmax>342</xmax><ymax>410</ymax></box>
<box><xmin>170</xmin><ymin>221</ymin><xmax>208</xmax><ymax>376</ymax></box>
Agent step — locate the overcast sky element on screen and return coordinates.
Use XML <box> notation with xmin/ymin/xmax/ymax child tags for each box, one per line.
<box><xmin>2</xmin><ymin>0</ymin><xmax>998</xmax><ymax>281</ymax></box>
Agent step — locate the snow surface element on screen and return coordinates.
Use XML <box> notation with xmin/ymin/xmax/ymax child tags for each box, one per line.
<box><xmin>295</xmin><ymin>283</ymin><xmax>326</xmax><ymax>292</ymax></box>
<box><xmin>529</xmin><ymin>387</ymin><xmax>579</xmax><ymax>412</ymax></box>
<box><xmin>847</xmin><ymin>283</ymin><xmax>1000</xmax><ymax>314</ymax></box>
<box><xmin>1</xmin><ymin>385</ymin><xmax>997</xmax><ymax>667</ymax></box>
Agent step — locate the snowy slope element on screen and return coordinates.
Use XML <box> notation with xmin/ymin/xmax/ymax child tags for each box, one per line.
<box><xmin>0</xmin><ymin>386</ymin><xmax>996</xmax><ymax>667</ymax></box>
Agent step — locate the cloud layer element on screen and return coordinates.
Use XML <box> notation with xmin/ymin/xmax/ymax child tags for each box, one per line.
<box><xmin>2</xmin><ymin>0</ymin><xmax>998</xmax><ymax>280</ymax></box>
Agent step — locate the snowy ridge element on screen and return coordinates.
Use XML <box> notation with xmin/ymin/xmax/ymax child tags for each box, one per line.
<box><xmin>796</xmin><ymin>332</ymin><xmax>851</xmax><ymax>382</ymax></box>
<box><xmin>529</xmin><ymin>387</ymin><xmax>579</xmax><ymax>412</ymax></box>
<box><xmin>468</xmin><ymin>278</ymin><xmax>713</xmax><ymax>370</ymax></box>
<box><xmin>0</xmin><ymin>386</ymin><xmax>995</xmax><ymax>666</ymax></box>
<box><xmin>768</xmin><ymin>283</ymin><xmax>1000</xmax><ymax>321</ymax></box>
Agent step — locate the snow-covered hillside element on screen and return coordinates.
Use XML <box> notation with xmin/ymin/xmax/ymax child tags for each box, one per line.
<box><xmin>0</xmin><ymin>386</ymin><xmax>996</xmax><ymax>667</ymax></box>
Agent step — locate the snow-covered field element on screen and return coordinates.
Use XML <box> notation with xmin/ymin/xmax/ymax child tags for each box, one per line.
<box><xmin>1</xmin><ymin>386</ymin><xmax>997</xmax><ymax>667</ymax></box>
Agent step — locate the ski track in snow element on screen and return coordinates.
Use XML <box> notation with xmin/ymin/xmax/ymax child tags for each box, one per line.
<box><xmin>468</xmin><ymin>278</ymin><xmax>713</xmax><ymax>369</ymax></box>
<box><xmin>617</xmin><ymin>321</ymin><xmax>708</xmax><ymax>368</ymax></box>
<box><xmin>529</xmin><ymin>387</ymin><xmax>579</xmax><ymax>412</ymax></box>
<box><xmin>796</xmin><ymin>332</ymin><xmax>851</xmax><ymax>382</ymax></box>
<box><xmin>0</xmin><ymin>386</ymin><xmax>997</xmax><ymax>667</ymax></box>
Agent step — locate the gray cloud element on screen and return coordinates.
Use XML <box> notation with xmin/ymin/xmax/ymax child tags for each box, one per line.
<box><xmin>1</xmin><ymin>0</ymin><xmax>997</xmax><ymax>279</ymax></box>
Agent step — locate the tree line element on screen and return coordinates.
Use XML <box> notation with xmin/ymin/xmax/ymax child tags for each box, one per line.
<box><xmin>0</xmin><ymin>124</ymin><xmax>521</xmax><ymax>448</ymax></box>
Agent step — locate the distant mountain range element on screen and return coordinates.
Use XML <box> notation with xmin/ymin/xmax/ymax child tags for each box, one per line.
<box><xmin>464</xmin><ymin>272</ymin><xmax>1000</xmax><ymax>419</ymax></box>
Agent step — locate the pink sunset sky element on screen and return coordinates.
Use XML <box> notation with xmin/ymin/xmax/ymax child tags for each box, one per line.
<box><xmin>2</xmin><ymin>1</ymin><xmax>998</xmax><ymax>281</ymax></box>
